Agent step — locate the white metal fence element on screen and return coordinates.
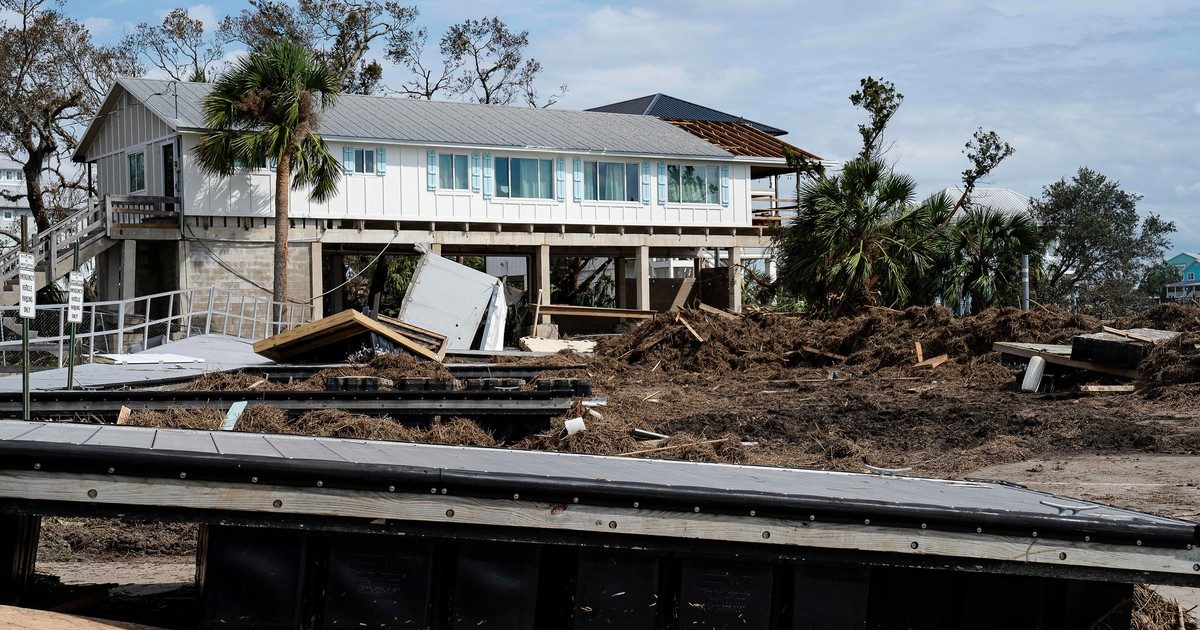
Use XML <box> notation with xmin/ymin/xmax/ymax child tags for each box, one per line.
<box><xmin>0</xmin><ymin>287</ymin><xmax>311</xmax><ymax>367</ymax></box>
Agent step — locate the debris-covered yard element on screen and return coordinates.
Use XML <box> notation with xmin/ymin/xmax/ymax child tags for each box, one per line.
<box><xmin>28</xmin><ymin>303</ymin><xmax>1200</xmax><ymax>629</ymax></box>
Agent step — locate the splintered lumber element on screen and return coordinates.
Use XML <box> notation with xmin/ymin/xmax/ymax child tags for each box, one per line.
<box><xmin>116</xmin><ymin>405</ymin><xmax>130</xmax><ymax>426</ymax></box>
<box><xmin>914</xmin><ymin>341</ymin><xmax>924</xmax><ymax>364</ymax></box>
<box><xmin>377</xmin><ymin>314</ymin><xmax>450</xmax><ymax>359</ymax></box>
<box><xmin>697</xmin><ymin>302</ymin><xmax>739</xmax><ymax>320</ymax></box>
<box><xmin>616</xmin><ymin>437</ymin><xmax>729</xmax><ymax>457</ymax></box>
<box><xmin>914</xmin><ymin>354</ymin><xmax>949</xmax><ymax>369</ymax></box>
<box><xmin>1079</xmin><ymin>384</ymin><xmax>1137</xmax><ymax>393</ymax></box>
<box><xmin>253</xmin><ymin>310</ymin><xmax>445</xmax><ymax>362</ymax></box>
<box><xmin>993</xmin><ymin>342</ymin><xmax>1139</xmax><ymax>379</ymax></box>
<box><xmin>529</xmin><ymin>303</ymin><xmax>655</xmax><ymax>319</ymax></box>
<box><xmin>675</xmin><ymin>313</ymin><xmax>705</xmax><ymax>342</ymax></box>
<box><xmin>1100</xmin><ymin>326</ymin><xmax>1176</xmax><ymax>344</ymax></box>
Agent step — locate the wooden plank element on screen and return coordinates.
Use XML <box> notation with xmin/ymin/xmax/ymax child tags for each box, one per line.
<box><xmin>697</xmin><ymin>302</ymin><xmax>739</xmax><ymax>321</ymax></box>
<box><xmin>788</xmin><ymin>346</ymin><xmax>848</xmax><ymax>362</ymax></box>
<box><xmin>0</xmin><ymin>605</ymin><xmax>168</xmax><ymax>629</ymax></box>
<box><xmin>531</xmin><ymin>303</ymin><xmax>655</xmax><ymax>319</ymax></box>
<box><xmin>992</xmin><ymin>342</ymin><xmax>1139</xmax><ymax>379</ymax></box>
<box><xmin>675</xmin><ymin>313</ymin><xmax>705</xmax><ymax>343</ymax></box>
<box><xmin>914</xmin><ymin>341</ymin><xmax>924</xmax><ymax>364</ymax></box>
<box><xmin>914</xmin><ymin>354</ymin><xmax>949</xmax><ymax>369</ymax></box>
<box><xmin>617</xmin><ymin>438</ymin><xmax>727</xmax><ymax>457</ymax></box>
<box><xmin>1</xmin><ymin>471</ymin><xmax>1194</xmax><ymax>577</ymax></box>
<box><xmin>1079</xmin><ymin>384</ymin><xmax>1137</xmax><ymax>393</ymax></box>
<box><xmin>116</xmin><ymin>405</ymin><xmax>130</xmax><ymax>426</ymax></box>
<box><xmin>667</xmin><ymin>277</ymin><xmax>696</xmax><ymax>312</ymax></box>
<box><xmin>1101</xmin><ymin>326</ymin><xmax>1177</xmax><ymax>344</ymax></box>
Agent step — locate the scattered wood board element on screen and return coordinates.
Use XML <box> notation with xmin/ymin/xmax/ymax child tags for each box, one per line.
<box><xmin>993</xmin><ymin>342</ymin><xmax>1139</xmax><ymax>379</ymax></box>
<box><xmin>1101</xmin><ymin>326</ymin><xmax>1177</xmax><ymax>344</ymax></box>
<box><xmin>1070</xmin><ymin>329</ymin><xmax>1177</xmax><ymax>369</ymax></box>
<box><xmin>914</xmin><ymin>341</ymin><xmax>924</xmax><ymax>363</ymax></box>
<box><xmin>0</xmin><ymin>605</ymin><xmax>167</xmax><ymax>630</ymax></box>
<box><xmin>529</xmin><ymin>303</ymin><xmax>655</xmax><ymax>319</ymax></box>
<box><xmin>253</xmin><ymin>310</ymin><xmax>445</xmax><ymax>362</ymax></box>
<box><xmin>675</xmin><ymin>313</ymin><xmax>705</xmax><ymax>342</ymax></box>
<box><xmin>376</xmin><ymin>314</ymin><xmax>449</xmax><ymax>360</ymax></box>
<box><xmin>914</xmin><ymin>354</ymin><xmax>949</xmax><ymax>369</ymax></box>
<box><xmin>668</xmin><ymin>277</ymin><xmax>696</xmax><ymax>312</ymax></box>
<box><xmin>517</xmin><ymin>337</ymin><xmax>597</xmax><ymax>353</ymax></box>
<box><xmin>787</xmin><ymin>346</ymin><xmax>848</xmax><ymax>362</ymax></box>
<box><xmin>697</xmin><ymin>302</ymin><xmax>739</xmax><ymax>320</ymax></box>
<box><xmin>1079</xmin><ymin>384</ymin><xmax>1137</xmax><ymax>393</ymax></box>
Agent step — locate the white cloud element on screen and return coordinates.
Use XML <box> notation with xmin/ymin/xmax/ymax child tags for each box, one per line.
<box><xmin>1175</xmin><ymin>183</ymin><xmax>1200</xmax><ymax>196</ymax></box>
<box><xmin>185</xmin><ymin>4</ymin><xmax>218</xmax><ymax>32</ymax></box>
<box><xmin>83</xmin><ymin>16</ymin><xmax>115</xmax><ymax>36</ymax></box>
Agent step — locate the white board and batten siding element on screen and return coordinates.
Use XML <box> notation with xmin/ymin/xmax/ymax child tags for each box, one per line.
<box><xmin>179</xmin><ymin>134</ymin><xmax>753</xmax><ymax>228</ymax></box>
<box><xmin>90</xmin><ymin>88</ymin><xmax>178</xmax><ymax>199</ymax></box>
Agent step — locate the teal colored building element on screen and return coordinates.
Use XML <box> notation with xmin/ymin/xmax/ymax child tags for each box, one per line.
<box><xmin>1165</xmin><ymin>252</ymin><xmax>1200</xmax><ymax>300</ymax></box>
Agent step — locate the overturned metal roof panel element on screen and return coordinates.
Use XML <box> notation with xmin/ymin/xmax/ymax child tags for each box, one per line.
<box><xmin>588</xmin><ymin>93</ymin><xmax>789</xmax><ymax>136</ymax></box>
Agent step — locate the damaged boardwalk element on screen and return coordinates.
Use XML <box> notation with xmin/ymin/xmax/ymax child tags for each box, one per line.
<box><xmin>1</xmin><ymin>420</ymin><xmax>1198</xmax><ymax>628</ymax></box>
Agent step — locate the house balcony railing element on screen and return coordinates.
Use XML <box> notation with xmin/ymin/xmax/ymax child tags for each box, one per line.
<box><xmin>105</xmin><ymin>194</ymin><xmax>182</xmax><ymax>235</ymax></box>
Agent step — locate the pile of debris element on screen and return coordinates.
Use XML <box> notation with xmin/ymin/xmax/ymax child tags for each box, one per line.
<box><xmin>596</xmin><ymin>304</ymin><xmax>1104</xmax><ymax>374</ymax></box>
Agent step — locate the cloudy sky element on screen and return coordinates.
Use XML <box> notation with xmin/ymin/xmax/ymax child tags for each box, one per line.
<box><xmin>71</xmin><ymin>0</ymin><xmax>1200</xmax><ymax>252</ymax></box>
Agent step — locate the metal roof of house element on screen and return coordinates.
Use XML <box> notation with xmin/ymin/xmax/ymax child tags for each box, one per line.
<box><xmin>76</xmin><ymin>78</ymin><xmax>734</xmax><ymax>161</ymax></box>
<box><xmin>588</xmin><ymin>94</ymin><xmax>788</xmax><ymax>136</ymax></box>
<box><xmin>938</xmin><ymin>187</ymin><xmax>1034</xmax><ymax>216</ymax></box>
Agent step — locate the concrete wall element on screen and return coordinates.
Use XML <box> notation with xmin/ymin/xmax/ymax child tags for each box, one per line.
<box><xmin>179</xmin><ymin>235</ymin><xmax>316</xmax><ymax>305</ymax></box>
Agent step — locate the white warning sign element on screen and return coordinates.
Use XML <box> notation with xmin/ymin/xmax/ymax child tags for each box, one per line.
<box><xmin>17</xmin><ymin>252</ymin><xmax>34</xmax><ymax>319</ymax></box>
<box><xmin>67</xmin><ymin>270</ymin><xmax>84</xmax><ymax>324</ymax></box>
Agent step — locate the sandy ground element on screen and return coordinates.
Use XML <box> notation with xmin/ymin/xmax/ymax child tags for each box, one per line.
<box><xmin>38</xmin><ymin>558</ymin><xmax>194</xmax><ymax>587</ymax></box>
<box><xmin>971</xmin><ymin>453</ymin><xmax>1200</xmax><ymax>614</ymax></box>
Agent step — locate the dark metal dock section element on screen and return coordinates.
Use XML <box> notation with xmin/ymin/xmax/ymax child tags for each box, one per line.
<box><xmin>0</xmin><ymin>420</ymin><xmax>1196</xmax><ymax>629</ymax></box>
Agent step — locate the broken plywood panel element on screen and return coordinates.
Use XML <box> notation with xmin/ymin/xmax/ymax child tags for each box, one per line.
<box><xmin>518</xmin><ymin>337</ymin><xmax>597</xmax><ymax>353</ymax></box>
<box><xmin>253</xmin><ymin>310</ymin><xmax>445</xmax><ymax>362</ymax></box>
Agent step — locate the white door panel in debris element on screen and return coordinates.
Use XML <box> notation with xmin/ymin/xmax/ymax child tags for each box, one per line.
<box><xmin>397</xmin><ymin>247</ymin><xmax>503</xmax><ymax>351</ymax></box>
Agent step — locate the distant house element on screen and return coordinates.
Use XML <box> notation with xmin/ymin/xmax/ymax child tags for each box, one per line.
<box><xmin>0</xmin><ymin>160</ymin><xmax>34</xmax><ymax>247</ymax></box>
<box><xmin>59</xmin><ymin>78</ymin><xmax>822</xmax><ymax>315</ymax></box>
<box><xmin>1164</xmin><ymin>252</ymin><xmax>1200</xmax><ymax>301</ymax></box>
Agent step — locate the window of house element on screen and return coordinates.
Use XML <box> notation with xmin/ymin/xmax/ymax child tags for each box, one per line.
<box><xmin>665</xmin><ymin>164</ymin><xmax>719</xmax><ymax>204</ymax></box>
<box><xmin>352</xmin><ymin>148</ymin><xmax>375</xmax><ymax>174</ymax></box>
<box><xmin>584</xmin><ymin>161</ymin><xmax>639</xmax><ymax>202</ymax></box>
<box><xmin>438</xmin><ymin>153</ymin><xmax>470</xmax><ymax>190</ymax></box>
<box><xmin>127</xmin><ymin>152</ymin><xmax>145</xmax><ymax>192</ymax></box>
<box><xmin>1189</xmin><ymin>272</ymin><xmax>1195</xmax><ymax>281</ymax></box>
<box><xmin>494</xmin><ymin>156</ymin><xmax>553</xmax><ymax>199</ymax></box>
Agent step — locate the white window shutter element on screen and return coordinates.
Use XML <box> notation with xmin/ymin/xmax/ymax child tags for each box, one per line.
<box><xmin>657</xmin><ymin>162</ymin><xmax>667</xmax><ymax>205</ymax></box>
<box><xmin>342</xmin><ymin>146</ymin><xmax>354</xmax><ymax>174</ymax></box>
<box><xmin>426</xmin><ymin>150</ymin><xmax>437</xmax><ymax>191</ymax></box>
<box><xmin>572</xmin><ymin>157</ymin><xmax>583</xmax><ymax>201</ymax></box>
<box><xmin>375</xmin><ymin>148</ymin><xmax>387</xmax><ymax>175</ymax></box>
<box><xmin>555</xmin><ymin>157</ymin><xmax>566</xmax><ymax>202</ymax></box>
<box><xmin>641</xmin><ymin>162</ymin><xmax>651</xmax><ymax>206</ymax></box>
<box><xmin>720</xmin><ymin>164</ymin><xmax>730</xmax><ymax>207</ymax></box>
<box><xmin>482</xmin><ymin>153</ymin><xmax>493</xmax><ymax>199</ymax></box>
<box><xmin>471</xmin><ymin>153</ymin><xmax>481</xmax><ymax>192</ymax></box>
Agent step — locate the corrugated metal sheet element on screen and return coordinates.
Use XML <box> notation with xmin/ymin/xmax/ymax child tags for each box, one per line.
<box><xmin>99</xmin><ymin>78</ymin><xmax>732</xmax><ymax>159</ymax></box>
<box><xmin>938</xmin><ymin>187</ymin><xmax>1033</xmax><ymax>216</ymax></box>
<box><xmin>588</xmin><ymin>93</ymin><xmax>788</xmax><ymax>136</ymax></box>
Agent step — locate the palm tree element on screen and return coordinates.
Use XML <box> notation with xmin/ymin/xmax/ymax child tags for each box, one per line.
<box><xmin>776</xmin><ymin>157</ymin><xmax>946</xmax><ymax>315</ymax></box>
<box><xmin>940</xmin><ymin>207</ymin><xmax>1041</xmax><ymax>314</ymax></box>
<box><xmin>195</xmin><ymin>38</ymin><xmax>343</xmax><ymax>326</ymax></box>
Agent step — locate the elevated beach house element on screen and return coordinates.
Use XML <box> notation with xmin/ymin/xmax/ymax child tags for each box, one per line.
<box><xmin>64</xmin><ymin>78</ymin><xmax>813</xmax><ymax>316</ymax></box>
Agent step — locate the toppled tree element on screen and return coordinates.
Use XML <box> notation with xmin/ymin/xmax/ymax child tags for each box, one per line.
<box><xmin>194</xmin><ymin>38</ymin><xmax>343</xmax><ymax>324</ymax></box>
<box><xmin>775</xmin><ymin>77</ymin><xmax>1016</xmax><ymax>315</ymax></box>
<box><xmin>220</xmin><ymin>0</ymin><xmax>418</xmax><ymax>94</ymax></box>
<box><xmin>1031</xmin><ymin>167</ymin><xmax>1175</xmax><ymax>316</ymax></box>
<box><xmin>122</xmin><ymin>8</ymin><xmax>232</xmax><ymax>82</ymax></box>
<box><xmin>0</xmin><ymin>0</ymin><xmax>140</xmax><ymax>231</ymax></box>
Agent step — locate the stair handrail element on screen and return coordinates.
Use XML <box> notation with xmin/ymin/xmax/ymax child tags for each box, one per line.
<box><xmin>0</xmin><ymin>203</ymin><xmax>106</xmax><ymax>285</ymax></box>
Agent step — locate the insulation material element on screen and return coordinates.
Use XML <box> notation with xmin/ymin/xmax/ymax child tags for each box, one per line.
<box><xmin>397</xmin><ymin>245</ymin><xmax>505</xmax><ymax>351</ymax></box>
